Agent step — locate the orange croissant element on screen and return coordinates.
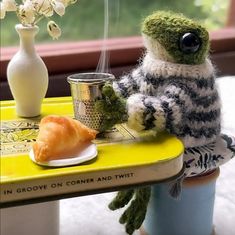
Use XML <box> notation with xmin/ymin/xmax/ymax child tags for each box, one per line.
<box><xmin>33</xmin><ymin>115</ymin><xmax>97</xmax><ymax>162</ymax></box>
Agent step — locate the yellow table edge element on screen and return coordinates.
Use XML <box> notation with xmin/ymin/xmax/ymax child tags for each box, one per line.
<box><xmin>1</xmin><ymin>97</ymin><xmax>184</xmax><ymax>179</ymax></box>
<box><xmin>1</xmin><ymin>97</ymin><xmax>184</xmax><ymax>205</ymax></box>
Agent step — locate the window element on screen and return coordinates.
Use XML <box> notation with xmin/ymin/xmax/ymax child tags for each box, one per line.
<box><xmin>0</xmin><ymin>0</ymin><xmax>231</xmax><ymax>46</ymax></box>
<box><xmin>1</xmin><ymin>0</ymin><xmax>235</xmax><ymax>99</ymax></box>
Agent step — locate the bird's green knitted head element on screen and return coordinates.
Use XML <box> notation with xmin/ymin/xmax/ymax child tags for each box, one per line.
<box><xmin>141</xmin><ymin>11</ymin><xmax>209</xmax><ymax>65</ymax></box>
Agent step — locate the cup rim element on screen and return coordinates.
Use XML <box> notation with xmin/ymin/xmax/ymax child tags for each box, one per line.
<box><xmin>67</xmin><ymin>72</ymin><xmax>115</xmax><ymax>84</ymax></box>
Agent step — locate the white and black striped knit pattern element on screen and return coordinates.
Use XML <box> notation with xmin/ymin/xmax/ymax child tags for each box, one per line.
<box><xmin>113</xmin><ymin>54</ymin><xmax>221</xmax><ymax>148</ymax></box>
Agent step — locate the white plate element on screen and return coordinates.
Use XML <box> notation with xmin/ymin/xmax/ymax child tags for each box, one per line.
<box><xmin>29</xmin><ymin>143</ymin><xmax>97</xmax><ymax>167</ymax></box>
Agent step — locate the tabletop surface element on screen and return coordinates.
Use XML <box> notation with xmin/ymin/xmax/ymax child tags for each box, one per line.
<box><xmin>0</xmin><ymin>97</ymin><xmax>184</xmax><ymax>207</ymax></box>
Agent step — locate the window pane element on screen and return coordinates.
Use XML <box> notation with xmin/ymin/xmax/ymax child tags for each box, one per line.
<box><xmin>0</xmin><ymin>0</ymin><xmax>230</xmax><ymax>47</ymax></box>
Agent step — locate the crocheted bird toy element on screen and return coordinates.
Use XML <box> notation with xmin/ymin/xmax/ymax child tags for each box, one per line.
<box><xmin>95</xmin><ymin>11</ymin><xmax>235</xmax><ymax>235</ymax></box>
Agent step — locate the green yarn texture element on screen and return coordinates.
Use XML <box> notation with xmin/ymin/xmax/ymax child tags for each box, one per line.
<box><xmin>109</xmin><ymin>187</ymin><xmax>151</xmax><ymax>235</ymax></box>
<box><xmin>142</xmin><ymin>11</ymin><xmax>209</xmax><ymax>65</ymax></box>
<box><xmin>94</xmin><ymin>83</ymin><xmax>127</xmax><ymax>132</ymax></box>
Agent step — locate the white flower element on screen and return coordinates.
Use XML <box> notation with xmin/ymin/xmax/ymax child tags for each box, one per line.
<box><xmin>59</xmin><ymin>0</ymin><xmax>76</xmax><ymax>7</ymax></box>
<box><xmin>0</xmin><ymin>0</ymin><xmax>78</xmax><ymax>38</ymax></box>
<box><xmin>43</xmin><ymin>7</ymin><xmax>53</xmax><ymax>17</ymax></box>
<box><xmin>47</xmin><ymin>21</ymin><xmax>61</xmax><ymax>39</ymax></box>
<box><xmin>2</xmin><ymin>0</ymin><xmax>17</xmax><ymax>12</ymax></box>
<box><xmin>0</xmin><ymin>2</ymin><xmax>6</xmax><ymax>19</ymax></box>
<box><xmin>19</xmin><ymin>4</ymin><xmax>35</xmax><ymax>24</ymax></box>
<box><xmin>33</xmin><ymin>0</ymin><xmax>52</xmax><ymax>15</ymax></box>
<box><xmin>23</xmin><ymin>0</ymin><xmax>35</xmax><ymax>12</ymax></box>
<box><xmin>69</xmin><ymin>0</ymin><xmax>77</xmax><ymax>4</ymax></box>
<box><xmin>51</xmin><ymin>0</ymin><xmax>65</xmax><ymax>16</ymax></box>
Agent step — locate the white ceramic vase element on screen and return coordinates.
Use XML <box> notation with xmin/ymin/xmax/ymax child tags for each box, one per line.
<box><xmin>7</xmin><ymin>24</ymin><xmax>48</xmax><ymax>117</ymax></box>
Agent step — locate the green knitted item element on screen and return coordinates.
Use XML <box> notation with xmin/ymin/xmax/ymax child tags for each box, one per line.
<box><xmin>94</xmin><ymin>83</ymin><xmax>127</xmax><ymax>132</ymax></box>
<box><xmin>142</xmin><ymin>11</ymin><xmax>209</xmax><ymax>64</ymax></box>
<box><xmin>104</xmin><ymin>11</ymin><xmax>210</xmax><ymax>235</ymax></box>
<box><xmin>109</xmin><ymin>189</ymin><xmax>135</xmax><ymax>210</ymax></box>
<box><xmin>109</xmin><ymin>187</ymin><xmax>151</xmax><ymax>235</ymax></box>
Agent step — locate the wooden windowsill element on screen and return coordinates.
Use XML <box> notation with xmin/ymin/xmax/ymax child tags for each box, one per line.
<box><xmin>1</xmin><ymin>27</ymin><xmax>235</xmax><ymax>81</ymax></box>
<box><xmin>0</xmin><ymin>36</ymin><xmax>143</xmax><ymax>80</ymax></box>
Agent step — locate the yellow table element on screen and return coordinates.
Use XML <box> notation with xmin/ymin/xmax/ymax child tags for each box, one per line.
<box><xmin>0</xmin><ymin>97</ymin><xmax>184</xmax><ymax>208</ymax></box>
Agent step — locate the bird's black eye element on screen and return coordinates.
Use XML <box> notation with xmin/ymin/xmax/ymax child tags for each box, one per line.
<box><xmin>179</xmin><ymin>32</ymin><xmax>201</xmax><ymax>54</ymax></box>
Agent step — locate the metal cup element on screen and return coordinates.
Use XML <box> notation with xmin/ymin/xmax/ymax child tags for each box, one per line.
<box><xmin>67</xmin><ymin>72</ymin><xmax>115</xmax><ymax>131</ymax></box>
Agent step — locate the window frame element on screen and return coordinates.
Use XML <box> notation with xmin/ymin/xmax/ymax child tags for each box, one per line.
<box><xmin>1</xmin><ymin>28</ymin><xmax>235</xmax><ymax>79</ymax></box>
<box><xmin>227</xmin><ymin>0</ymin><xmax>235</xmax><ymax>27</ymax></box>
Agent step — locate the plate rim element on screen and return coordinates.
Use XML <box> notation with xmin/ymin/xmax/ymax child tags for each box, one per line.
<box><xmin>29</xmin><ymin>143</ymin><xmax>97</xmax><ymax>167</ymax></box>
